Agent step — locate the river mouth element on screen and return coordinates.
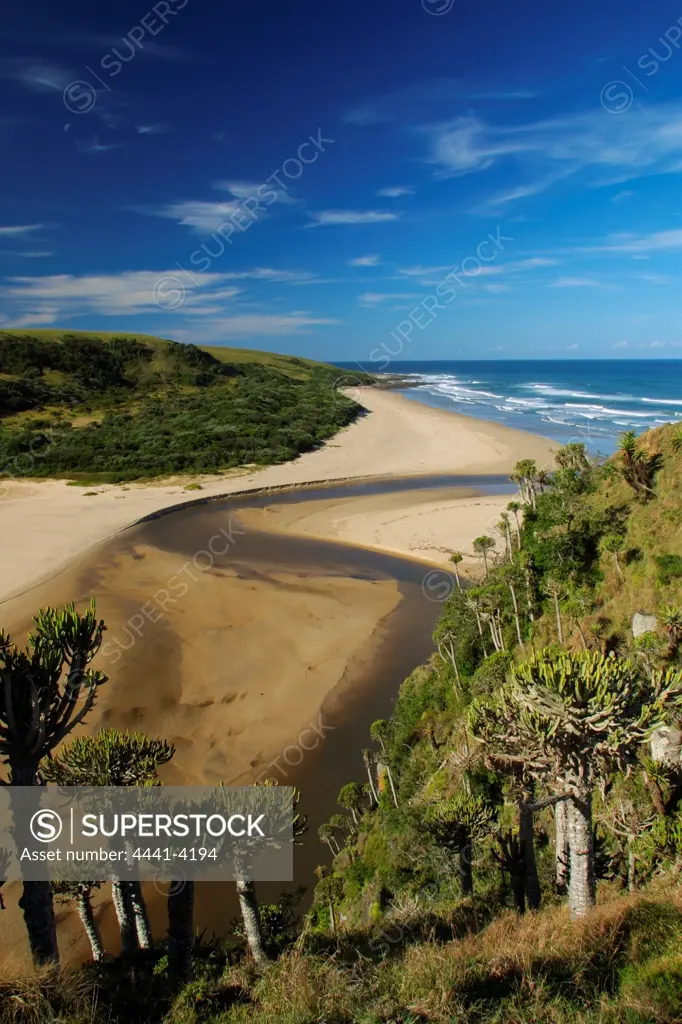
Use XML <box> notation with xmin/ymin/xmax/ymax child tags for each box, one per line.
<box><xmin>1</xmin><ymin>474</ymin><xmax>511</xmax><ymax>955</ymax></box>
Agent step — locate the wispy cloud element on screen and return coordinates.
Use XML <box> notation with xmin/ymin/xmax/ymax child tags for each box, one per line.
<box><xmin>549</xmin><ymin>276</ymin><xmax>603</xmax><ymax>288</ymax></box>
<box><xmin>144</xmin><ymin>181</ymin><xmax>291</xmax><ymax>234</ymax></box>
<box><xmin>346</xmin><ymin>78</ymin><xmax>537</xmax><ymax>126</ymax></box>
<box><xmin>397</xmin><ymin>256</ymin><xmax>555</xmax><ymax>279</ymax></box>
<box><xmin>376</xmin><ymin>186</ymin><xmax>414</xmax><ymax>198</ymax></box>
<box><xmin>0</xmin><ymin>224</ymin><xmax>45</xmax><ymax>237</ymax></box>
<box><xmin>173</xmin><ymin>313</ymin><xmax>339</xmax><ymax>342</ymax></box>
<box><xmin>358</xmin><ymin>292</ymin><xmax>420</xmax><ymax>306</ymax></box>
<box><xmin>591</xmin><ymin>229</ymin><xmax>682</xmax><ymax>253</ymax></box>
<box><xmin>429</xmin><ymin>102</ymin><xmax>682</xmax><ymax>198</ymax></box>
<box><xmin>348</xmin><ymin>254</ymin><xmax>381</xmax><ymax>267</ymax></box>
<box><xmin>0</xmin><ymin>270</ymin><xmax>240</xmax><ymax>317</ymax></box>
<box><xmin>306</xmin><ymin>210</ymin><xmax>399</xmax><ymax>228</ymax></box>
<box><xmin>76</xmin><ymin>135</ymin><xmax>122</xmax><ymax>154</ymax></box>
<box><xmin>218</xmin><ymin>267</ymin><xmax>317</xmax><ymax>284</ymax></box>
<box><xmin>135</xmin><ymin>124</ymin><xmax>170</xmax><ymax>135</ymax></box>
<box><xmin>0</xmin><ymin>270</ymin><xmax>337</xmax><ymax>340</ymax></box>
<box><xmin>0</xmin><ymin>250</ymin><xmax>53</xmax><ymax>258</ymax></box>
<box><xmin>0</xmin><ymin>58</ymin><xmax>71</xmax><ymax>92</ymax></box>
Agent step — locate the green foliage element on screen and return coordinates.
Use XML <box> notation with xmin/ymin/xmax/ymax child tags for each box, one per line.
<box><xmin>0</xmin><ymin>332</ymin><xmax>368</xmax><ymax>481</ymax></box>
<box><xmin>656</xmin><ymin>554</ymin><xmax>682</xmax><ymax>585</ymax></box>
<box><xmin>41</xmin><ymin>728</ymin><xmax>175</xmax><ymax>785</ymax></box>
<box><xmin>0</xmin><ymin>601</ymin><xmax>107</xmax><ymax>773</ymax></box>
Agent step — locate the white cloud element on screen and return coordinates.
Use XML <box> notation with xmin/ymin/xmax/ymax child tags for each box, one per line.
<box><xmin>2</xmin><ymin>311</ymin><xmax>59</xmax><ymax>327</ymax></box>
<box><xmin>612</xmin><ymin>340</ymin><xmax>629</xmax><ymax>349</ymax></box>
<box><xmin>348</xmin><ymin>254</ymin><xmax>381</xmax><ymax>267</ymax></box>
<box><xmin>135</xmin><ymin>124</ymin><xmax>170</xmax><ymax>135</ymax></box>
<box><xmin>151</xmin><ymin>199</ymin><xmax>244</xmax><ymax>233</ymax></box>
<box><xmin>146</xmin><ymin>180</ymin><xmax>291</xmax><ymax>234</ymax></box>
<box><xmin>549</xmin><ymin>276</ymin><xmax>602</xmax><ymax>288</ymax></box>
<box><xmin>484</xmin><ymin>283</ymin><xmax>510</xmax><ymax>293</ymax></box>
<box><xmin>0</xmin><ymin>59</ymin><xmax>72</xmax><ymax>92</ymax></box>
<box><xmin>611</xmin><ymin>190</ymin><xmax>633</xmax><ymax>203</ymax></box>
<box><xmin>0</xmin><ymin>270</ymin><xmax>337</xmax><ymax>340</ymax></box>
<box><xmin>358</xmin><ymin>292</ymin><xmax>420</xmax><ymax>306</ymax></box>
<box><xmin>0</xmin><ymin>224</ymin><xmax>45</xmax><ymax>237</ymax></box>
<box><xmin>0</xmin><ymin>250</ymin><xmax>52</xmax><ymax>258</ymax></box>
<box><xmin>376</xmin><ymin>186</ymin><xmax>414</xmax><ymax>198</ymax></box>
<box><xmin>174</xmin><ymin>313</ymin><xmax>340</xmax><ymax>341</ymax></box>
<box><xmin>398</xmin><ymin>256</ymin><xmax>555</xmax><ymax>279</ymax></box>
<box><xmin>0</xmin><ymin>270</ymin><xmax>240</xmax><ymax>317</ymax></box>
<box><xmin>218</xmin><ymin>267</ymin><xmax>317</xmax><ymax>284</ymax></box>
<box><xmin>636</xmin><ymin>272</ymin><xmax>670</xmax><ymax>284</ymax></box>
<box><xmin>306</xmin><ymin>210</ymin><xmax>399</xmax><ymax>227</ymax></box>
<box><xmin>430</xmin><ymin>102</ymin><xmax>682</xmax><ymax>200</ymax></box>
<box><xmin>594</xmin><ymin>229</ymin><xmax>682</xmax><ymax>253</ymax></box>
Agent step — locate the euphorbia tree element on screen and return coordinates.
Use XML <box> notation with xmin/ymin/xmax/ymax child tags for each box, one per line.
<box><xmin>469</xmin><ymin>649</ymin><xmax>682</xmax><ymax>918</ymax></box>
<box><xmin>42</xmin><ymin>729</ymin><xmax>174</xmax><ymax>955</ymax></box>
<box><xmin>473</xmin><ymin>535</ymin><xmax>496</xmax><ymax>578</ymax></box>
<box><xmin>423</xmin><ymin>793</ymin><xmax>495</xmax><ymax>896</ymax></box>
<box><xmin>0</xmin><ymin>601</ymin><xmax>107</xmax><ymax>966</ymax></box>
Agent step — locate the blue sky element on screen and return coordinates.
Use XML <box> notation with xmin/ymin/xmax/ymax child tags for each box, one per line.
<box><xmin>2</xmin><ymin>0</ymin><xmax>682</xmax><ymax>361</ymax></box>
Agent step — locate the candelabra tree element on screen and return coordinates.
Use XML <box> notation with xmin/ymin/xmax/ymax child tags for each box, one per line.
<box><xmin>469</xmin><ymin>649</ymin><xmax>682</xmax><ymax>918</ymax></box>
<box><xmin>0</xmin><ymin>601</ymin><xmax>107</xmax><ymax>966</ymax></box>
<box><xmin>42</xmin><ymin>729</ymin><xmax>174</xmax><ymax>955</ymax></box>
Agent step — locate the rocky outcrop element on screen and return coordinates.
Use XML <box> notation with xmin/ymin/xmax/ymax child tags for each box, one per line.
<box><xmin>632</xmin><ymin>612</ymin><xmax>657</xmax><ymax>638</ymax></box>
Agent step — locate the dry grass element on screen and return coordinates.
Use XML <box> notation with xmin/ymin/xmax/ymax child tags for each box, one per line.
<box><xmin>1</xmin><ymin>888</ymin><xmax>681</xmax><ymax>1023</ymax></box>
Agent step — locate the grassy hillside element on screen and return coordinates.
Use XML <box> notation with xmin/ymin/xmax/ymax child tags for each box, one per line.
<box><xmin>0</xmin><ymin>330</ymin><xmax>368</xmax><ymax>483</ymax></box>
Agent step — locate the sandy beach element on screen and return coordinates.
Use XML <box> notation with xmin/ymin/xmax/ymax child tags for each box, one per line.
<box><xmin>0</xmin><ymin>388</ymin><xmax>554</xmax><ymax>606</ymax></box>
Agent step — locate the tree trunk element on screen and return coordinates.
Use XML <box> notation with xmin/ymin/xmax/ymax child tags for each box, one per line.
<box><xmin>130</xmin><ymin>881</ymin><xmax>152</xmax><ymax>949</ymax></box>
<box><xmin>364</xmin><ymin>756</ymin><xmax>379</xmax><ymax>806</ymax></box>
<box><xmin>10</xmin><ymin>760</ymin><xmax>60</xmax><ymax>967</ymax></box>
<box><xmin>567</xmin><ymin>793</ymin><xmax>595</xmax><ymax>918</ymax></box>
<box><xmin>519</xmin><ymin>801</ymin><xmax>541</xmax><ymax>911</ymax></box>
<box><xmin>458</xmin><ymin>838</ymin><xmax>473</xmax><ymax>896</ymax></box>
<box><xmin>509</xmin><ymin>861</ymin><xmax>525</xmax><ymax>914</ymax></box>
<box><xmin>328</xmin><ymin>900</ymin><xmax>336</xmax><ymax>934</ymax></box>
<box><xmin>377</xmin><ymin>761</ymin><xmax>399</xmax><ymax>807</ymax></box>
<box><xmin>505</xmin><ymin>521</ymin><xmax>513</xmax><ymax>561</ymax></box>
<box><xmin>555</xmin><ymin>800</ymin><xmax>570</xmax><ymax>893</ymax></box>
<box><xmin>553</xmin><ymin>590</ymin><xmax>564</xmax><ymax>644</ymax></box>
<box><xmin>453</xmin><ymin>564</ymin><xmax>461</xmax><ymax>590</ymax></box>
<box><xmin>18</xmin><ymin>883</ymin><xmax>59</xmax><ymax>966</ymax></box>
<box><xmin>509</xmin><ymin>583</ymin><xmax>525</xmax><ymax>651</ymax></box>
<box><xmin>482</xmin><ymin>552</ymin><xmax>489</xmax><ymax>578</ymax></box>
<box><xmin>236</xmin><ymin>878</ymin><xmax>268</xmax><ymax>967</ymax></box>
<box><xmin>112</xmin><ymin>881</ymin><xmax>138</xmax><ymax>954</ymax></box>
<box><xmin>627</xmin><ymin>846</ymin><xmax>637</xmax><ymax>892</ymax></box>
<box><xmin>77</xmin><ymin>890</ymin><xmax>104</xmax><ymax>963</ymax></box>
<box><xmin>168</xmin><ymin>880</ymin><xmax>195</xmax><ymax>983</ymax></box>
<box><xmin>576</xmin><ymin>621</ymin><xmax>588</xmax><ymax>651</ymax></box>
<box><xmin>613</xmin><ymin>553</ymin><xmax>623</xmax><ymax>579</ymax></box>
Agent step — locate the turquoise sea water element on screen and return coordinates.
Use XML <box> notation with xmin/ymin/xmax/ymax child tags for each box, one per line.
<box><xmin>337</xmin><ymin>360</ymin><xmax>682</xmax><ymax>456</ymax></box>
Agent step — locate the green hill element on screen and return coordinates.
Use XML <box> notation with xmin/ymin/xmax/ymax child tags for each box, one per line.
<box><xmin>0</xmin><ymin>330</ymin><xmax>368</xmax><ymax>483</ymax></box>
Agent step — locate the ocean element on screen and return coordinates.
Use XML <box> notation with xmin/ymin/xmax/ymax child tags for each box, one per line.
<box><xmin>336</xmin><ymin>360</ymin><xmax>682</xmax><ymax>456</ymax></box>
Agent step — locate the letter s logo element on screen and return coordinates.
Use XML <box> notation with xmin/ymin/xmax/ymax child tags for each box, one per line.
<box><xmin>30</xmin><ymin>809</ymin><xmax>63</xmax><ymax>842</ymax></box>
